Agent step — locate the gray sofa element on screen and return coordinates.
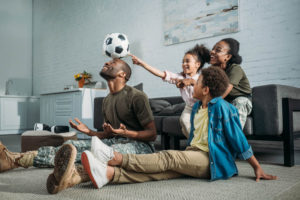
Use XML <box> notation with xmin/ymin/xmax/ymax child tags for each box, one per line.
<box><xmin>94</xmin><ymin>84</ymin><xmax>300</xmax><ymax>167</ymax></box>
<box><xmin>150</xmin><ymin>84</ymin><xmax>300</xmax><ymax>167</ymax></box>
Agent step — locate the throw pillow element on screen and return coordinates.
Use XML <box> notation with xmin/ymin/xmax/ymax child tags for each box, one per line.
<box><xmin>133</xmin><ymin>83</ymin><xmax>143</xmax><ymax>91</ymax></box>
<box><xmin>157</xmin><ymin>102</ymin><xmax>185</xmax><ymax>116</ymax></box>
<box><xmin>149</xmin><ymin>99</ymin><xmax>172</xmax><ymax>114</ymax></box>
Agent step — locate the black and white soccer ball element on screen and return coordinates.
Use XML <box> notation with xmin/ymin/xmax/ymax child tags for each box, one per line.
<box><xmin>103</xmin><ymin>33</ymin><xmax>130</xmax><ymax>59</ymax></box>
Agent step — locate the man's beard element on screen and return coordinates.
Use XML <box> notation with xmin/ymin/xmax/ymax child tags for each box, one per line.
<box><xmin>99</xmin><ymin>71</ymin><xmax>116</xmax><ymax>80</ymax></box>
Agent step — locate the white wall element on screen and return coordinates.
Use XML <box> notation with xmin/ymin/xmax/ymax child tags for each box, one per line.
<box><xmin>0</xmin><ymin>0</ymin><xmax>32</xmax><ymax>96</ymax></box>
<box><xmin>33</xmin><ymin>0</ymin><xmax>300</xmax><ymax>97</ymax></box>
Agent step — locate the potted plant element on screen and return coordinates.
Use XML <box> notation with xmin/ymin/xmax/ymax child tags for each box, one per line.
<box><xmin>74</xmin><ymin>71</ymin><xmax>92</xmax><ymax>88</ymax></box>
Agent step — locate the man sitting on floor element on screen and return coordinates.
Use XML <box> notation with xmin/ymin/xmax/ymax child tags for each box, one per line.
<box><xmin>0</xmin><ymin>59</ymin><xmax>157</xmax><ymax>194</ymax></box>
<box><xmin>48</xmin><ymin>66</ymin><xmax>276</xmax><ymax>194</ymax></box>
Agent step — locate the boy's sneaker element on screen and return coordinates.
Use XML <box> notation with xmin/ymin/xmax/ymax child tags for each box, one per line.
<box><xmin>91</xmin><ymin>136</ymin><xmax>114</xmax><ymax>163</ymax></box>
<box><xmin>81</xmin><ymin>150</ymin><xmax>108</xmax><ymax>189</ymax></box>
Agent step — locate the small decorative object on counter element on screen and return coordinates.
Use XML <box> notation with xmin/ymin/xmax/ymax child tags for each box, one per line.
<box><xmin>34</xmin><ymin>123</ymin><xmax>70</xmax><ymax>133</ymax></box>
<box><xmin>74</xmin><ymin>71</ymin><xmax>92</xmax><ymax>88</ymax></box>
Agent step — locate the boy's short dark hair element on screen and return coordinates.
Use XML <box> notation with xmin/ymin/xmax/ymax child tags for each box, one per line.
<box><xmin>201</xmin><ymin>67</ymin><xmax>229</xmax><ymax>98</ymax></box>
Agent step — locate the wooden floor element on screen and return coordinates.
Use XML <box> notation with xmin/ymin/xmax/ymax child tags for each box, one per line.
<box><xmin>0</xmin><ymin>134</ymin><xmax>300</xmax><ymax>165</ymax></box>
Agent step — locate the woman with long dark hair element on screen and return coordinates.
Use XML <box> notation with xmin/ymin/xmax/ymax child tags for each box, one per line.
<box><xmin>210</xmin><ymin>38</ymin><xmax>252</xmax><ymax>128</ymax></box>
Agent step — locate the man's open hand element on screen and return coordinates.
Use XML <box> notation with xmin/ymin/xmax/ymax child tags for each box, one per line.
<box><xmin>103</xmin><ymin>123</ymin><xmax>127</xmax><ymax>136</ymax></box>
<box><xmin>69</xmin><ymin>118</ymin><xmax>91</xmax><ymax>135</ymax></box>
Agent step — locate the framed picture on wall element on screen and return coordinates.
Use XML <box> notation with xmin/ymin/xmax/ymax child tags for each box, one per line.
<box><xmin>163</xmin><ymin>0</ymin><xmax>239</xmax><ymax>45</ymax></box>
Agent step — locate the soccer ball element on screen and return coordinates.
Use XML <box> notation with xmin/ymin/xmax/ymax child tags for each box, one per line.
<box><xmin>103</xmin><ymin>33</ymin><xmax>130</xmax><ymax>59</ymax></box>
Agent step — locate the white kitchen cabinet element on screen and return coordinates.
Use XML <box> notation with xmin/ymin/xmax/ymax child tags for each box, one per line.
<box><xmin>40</xmin><ymin>88</ymin><xmax>108</xmax><ymax>139</ymax></box>
<box><xmin>0</xmin><ymin>96</ymin><xmax>40</xmax><ymax>134</ymax></box>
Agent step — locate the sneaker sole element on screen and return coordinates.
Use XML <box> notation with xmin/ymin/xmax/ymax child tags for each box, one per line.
<box><xmin>47</xmin><ymin>144</ymin><xmax>77</xmax><ymax>194</ymax></box>
<box><xmin>81</xmin><ymin>152</ymin><xmax>99</xmax><ymax>189</ymax></box>
<box><xmin>46</xmin><ymin>173</ymin><xmax>58</xmax><ymax>194</ymax></box>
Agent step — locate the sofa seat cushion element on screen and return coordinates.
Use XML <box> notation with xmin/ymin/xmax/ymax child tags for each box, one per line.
<box><xmin>154</xmin><ymin>116</ymin><xmax>165</xmax><ymax>133</ymax></box>
<box><xmin>162</xmin><ymin>116</ymin><xmax>185</xmax><ymax>138</ymax></box>
<box><xmin>21</xmin><ymin>130</ymin><xmax>77</xmax><ymax>152</ymax></box>
<box><xmin>162</xmin><ymin>115</ymin><xmax>253</xmax><ymax>137</ymax></box>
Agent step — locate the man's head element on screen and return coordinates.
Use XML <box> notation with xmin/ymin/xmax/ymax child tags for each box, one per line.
<box><xmin>99</xmin><ymin>59</ymin><xmax>131</xmax><ymax>82</ymax></box>
<box><xmin>193</xmin><ymin>66</ymin><xmax>229</xmax><ymax>100</ymax></box>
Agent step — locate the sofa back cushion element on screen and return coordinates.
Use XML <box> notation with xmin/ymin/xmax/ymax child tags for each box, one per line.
<box><xmin>155</xmin><ymin>102</ymin><xmax>185</xmax><ymax>116</ymax></box>
<box><xmin>150</xmin><ymin>99</ymin><xmax>171</xmax><ymax>114</ymax></box>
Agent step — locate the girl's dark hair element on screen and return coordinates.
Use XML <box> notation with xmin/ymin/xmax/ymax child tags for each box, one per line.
<box><xmin>201</xmin><ymin>66</ymin><xmax>229</xmax><ymax>98</ymax></box>
<box><xmin>221</xmin><ymin>38</ymin><xmax>242</xmax><ymax>65</ymax></box>
<box><xmin>185</xmin><ymin>44</ymin><xmax>210</xmax><ymax>71</ymax></box>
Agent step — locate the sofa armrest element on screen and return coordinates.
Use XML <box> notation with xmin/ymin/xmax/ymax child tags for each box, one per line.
<box><xmin>94</xmin><ymin>97</ymin><xmax>105</xmax><ymax>131</ymax></box>
<box><xmin>252</xmin><ymin>84</ymin><xmax>300</xmax><ymax>136</ymax></box>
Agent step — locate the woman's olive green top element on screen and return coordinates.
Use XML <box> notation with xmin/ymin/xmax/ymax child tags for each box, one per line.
<box><xmin>225</xmin><ymin>63</ymin><xmax>251</xmax><ymax>102</ymax></box>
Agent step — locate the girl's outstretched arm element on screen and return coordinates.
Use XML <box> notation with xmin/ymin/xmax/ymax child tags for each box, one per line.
<box><xmin>247</xmin><ymin>155</ymin><xmax>277</xmax><ymax>182</ymax></box>
<box><xmin>130</xmin><ymin>54</ymin><xmax>165</xmax><ymax>78</ymax></box>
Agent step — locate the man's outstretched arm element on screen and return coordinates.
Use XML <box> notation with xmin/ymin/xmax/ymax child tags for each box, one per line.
<box><xmin>69</xmin><ymin>118</ymin><xmax>157</xmax><ymax>141</ymax></box>
<box><xmin>69</xmin><ymin>118</ymin><xmax>113</xmax><ymax>139</ymax></box>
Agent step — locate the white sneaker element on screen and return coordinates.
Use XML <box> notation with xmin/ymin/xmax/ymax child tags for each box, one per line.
<box><xmin>91</xmin><ymin>136</ymin><xmax>114</xmax><ymax>163</ymax></box>
<box><xmin>81</xmin><ymin>150</ymin><xmax>108</xmax><ymax>189</ymax></box>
